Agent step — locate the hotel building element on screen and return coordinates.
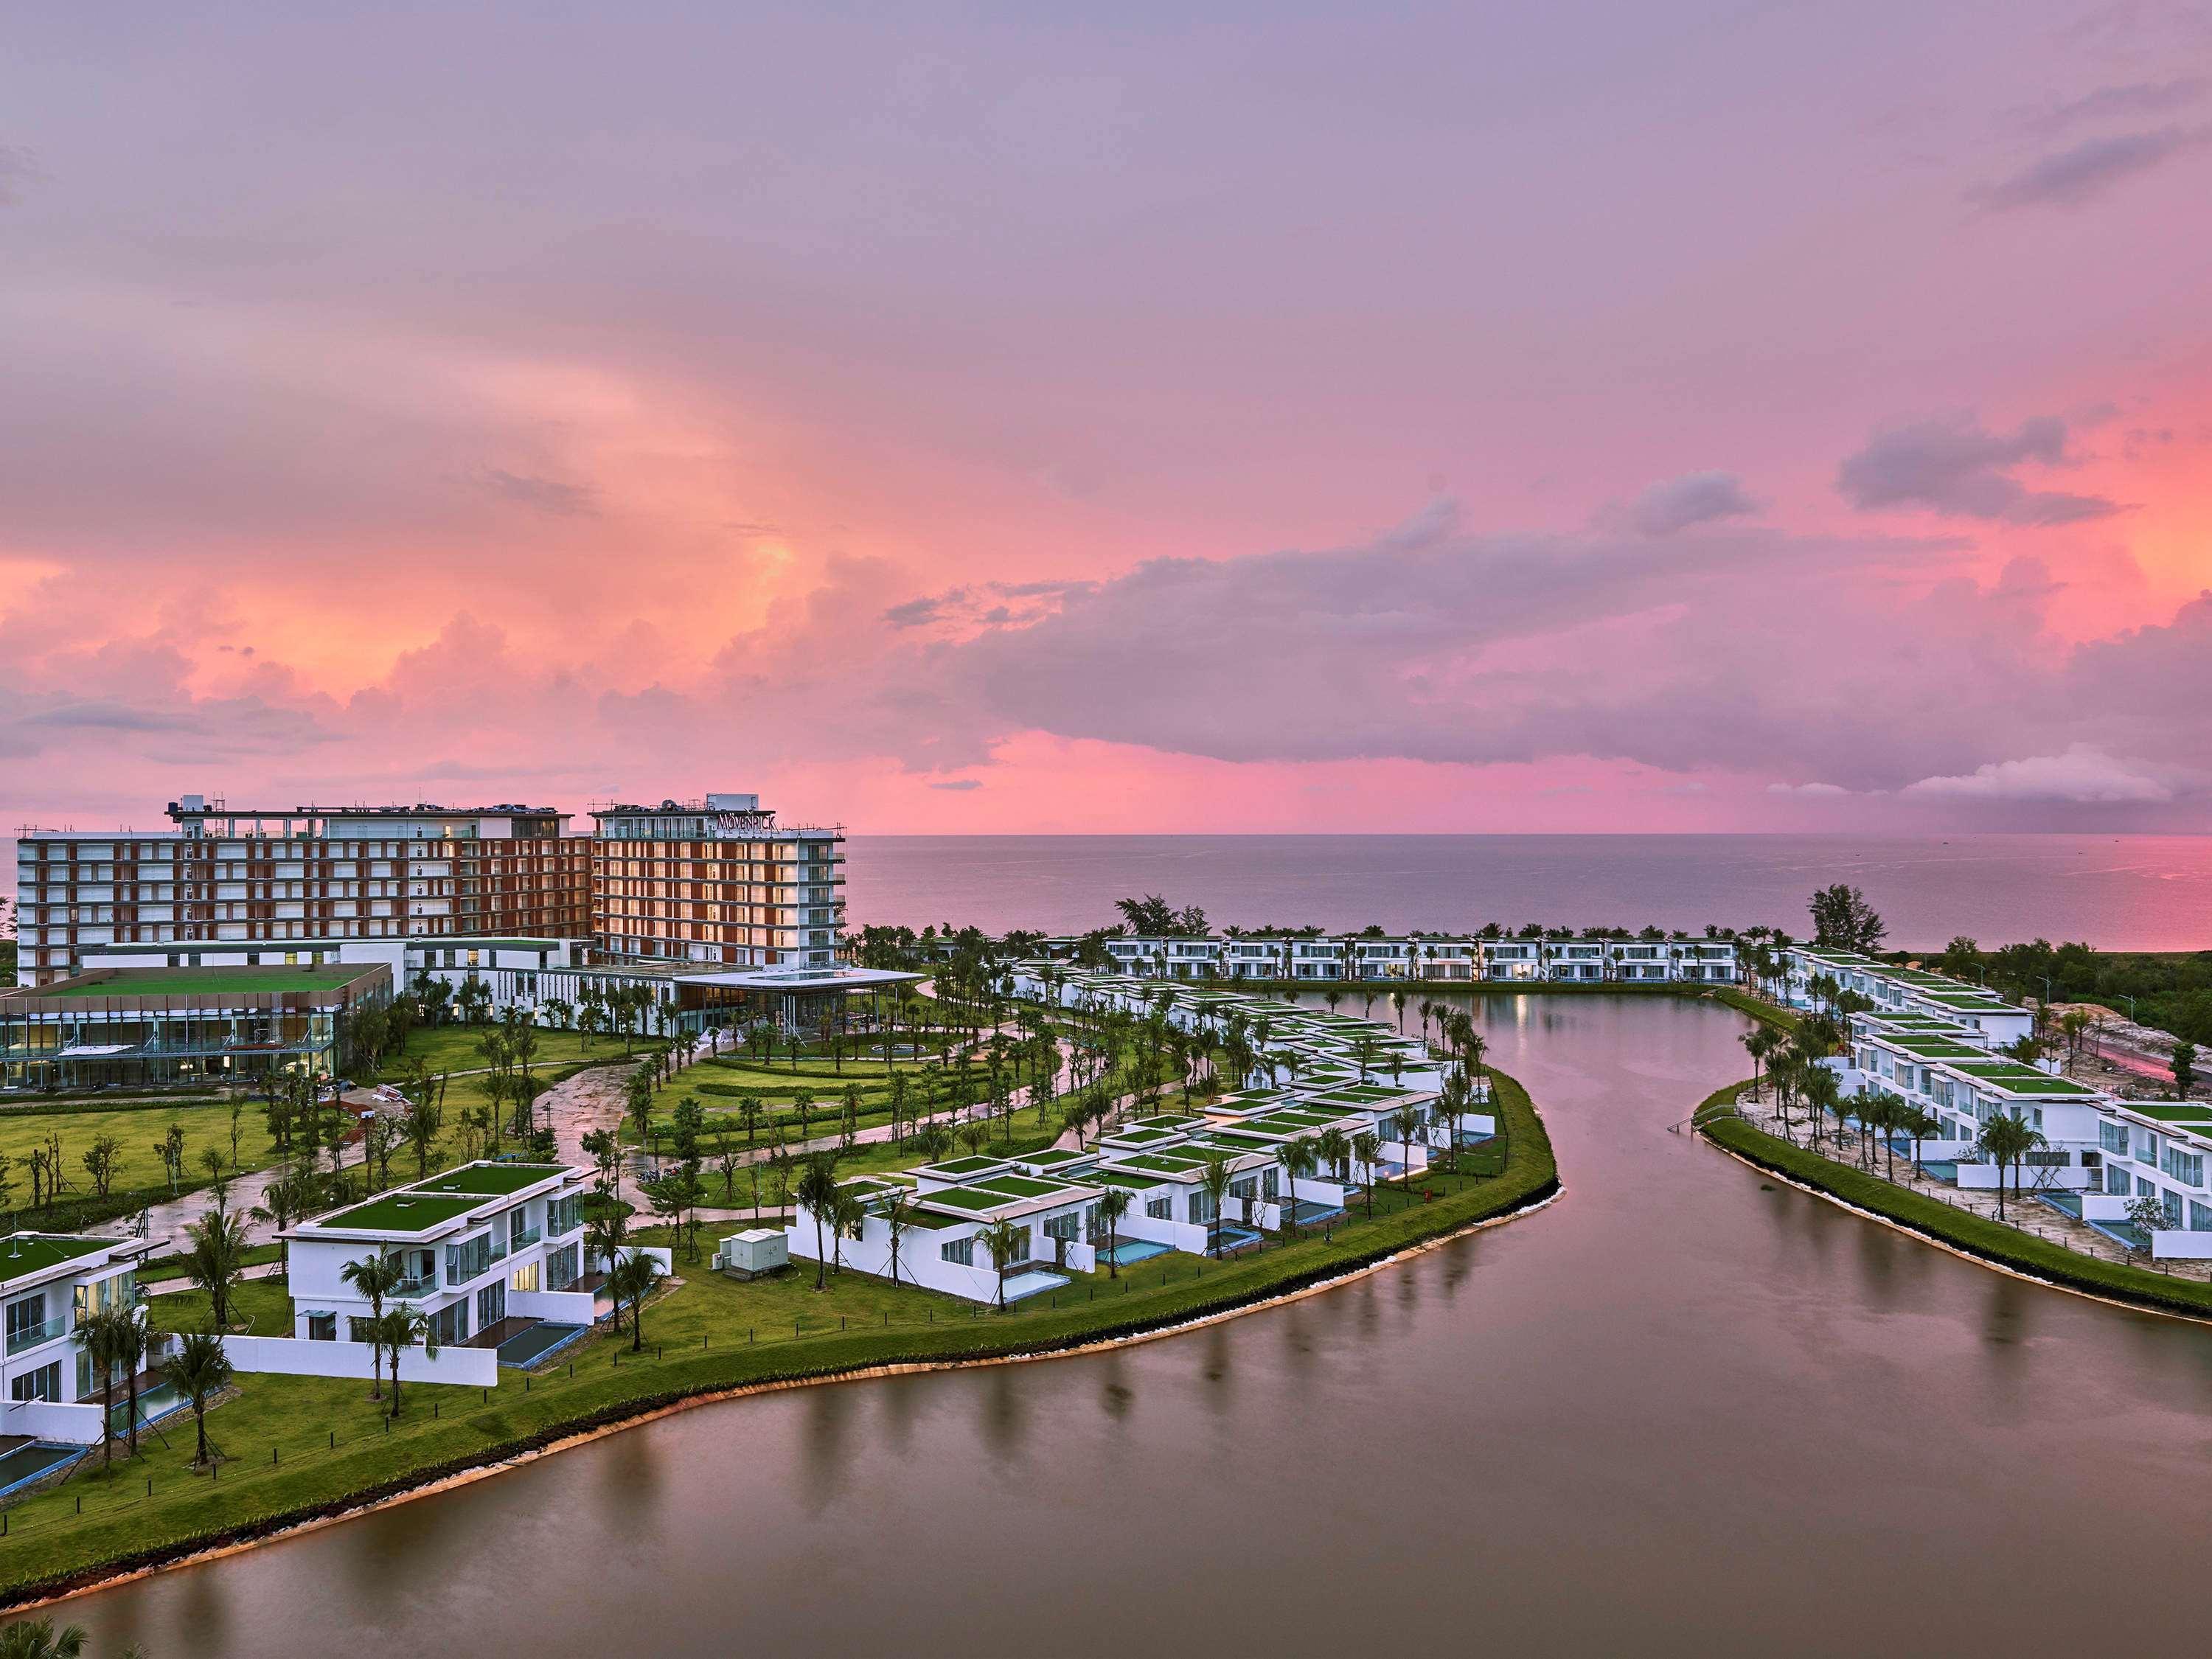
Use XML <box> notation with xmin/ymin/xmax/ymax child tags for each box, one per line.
<box><xmin>13</xmin><ymin>796</ymin><xmax>590</xmax><ymax>987</ymax></box>
<box><xmin>13</xmin><ymin>787</ymin><xmax>846</xmax><ymax>987</ymax></box>
<box><xmin>589</xmin><ymin>793</ymin><xmax>845</xmax><ymax>970</ymax></box>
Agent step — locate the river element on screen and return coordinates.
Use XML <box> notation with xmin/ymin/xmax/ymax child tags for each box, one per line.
<box><xmin>62</xmin><ymin>995</ymin><xmax>2212</xmax><ymax>1655</ymax></box>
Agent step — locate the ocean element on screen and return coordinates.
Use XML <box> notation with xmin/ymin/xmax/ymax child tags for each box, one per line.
<box><xmin>841</xmin><ymin>834</ymin><xmax>2212</xmax><ymax>952</ymax></box>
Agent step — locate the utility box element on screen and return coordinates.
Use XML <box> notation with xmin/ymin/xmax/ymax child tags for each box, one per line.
<box><xmin>717</xmin><ymin>1228</ymin><xmax>789</xmax><ymax>1279</ymax></box>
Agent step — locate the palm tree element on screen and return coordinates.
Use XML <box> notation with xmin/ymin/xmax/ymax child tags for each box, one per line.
<box><xmin>1800</xmin><ymin>1064</ymin><xmax>1840</xmax><ymax>1155</ymax></box>
<box><xmin>1197</xmin><ymin>1152</ymin><xmax>1235</xmax><ymax>1257</ymax></box>
<box><xmin>340</xmin><ymin>1251</ymin><xmax>404</xmax><ymax>1400</ymax></box>
<box><xmin>607</xmin><ymin>1251</ymin><xmax>663</xmax><ymax>1350</ymax></box>
<box><xmin>375</xmin><ymin>1303</ymin><xmax>438</xmax><ymax>1415</ymax></box>
<box><xmin>1273</xmin><ymin>1138</ymin><xmax>1317</xmax><ymax>1234</ymax></box>
<box><xmin>1391</xmin><ymin>1104</ymin><xmax>1423</xmax><ymax>1190</ymax></box>
<box><xmin>73</xmin><ymin>1305</ymin><xmax>129</xmax><ymax>1469</ymax></box>
<box><xmin>1315</xmin><ymin>1125</ymin><xmax>1349</xmax><ymax>1193</ymax></box>
<box><xmin>110</xmin><ymin>1301</ymin><xmax>147</xmax><ymax>1455</ymax></box>
<box><xmin>881</xmin><ymin>1189</ymin><xmax>914</xmax><ymax>1287</ymax></box>
<box><xmin>1975</xmin><ymin>1110</ymin><xmax>2047</xmax><ymax>1221</ymax></box>
<box><xmin>1096</xmin><ymin>1188</ymin><xmax>1132</xmax><ymax>1277</ymax></box>
<box><xmin>978</xmin><ymin>1220</ymin><xmax>1025</xmax><ymax>1309</ymax></box>
<box><xmin>0</xmin><ymin>1615</ymin><xmax>89</xmax><ymax>1658</ymax></box>
<box><xmin>1899</xmin><ymin>1102</ymin><xmax>1941</xmax><ymax>1179</ymax></box>
<box><xmin>184</xmin><ymin>1205</ymin><xmax>251</xmax><ymax>1332</ymax></box>
<box><xmin>162</xmin><ymin>1328</ymin><xmax>233</xmax><ymax>1470</ymax></box>
<box><xmin>1740</xmin><ymin>1026</ymin><xmax>1779</xmax><ymax>1099</ymax></box>
<box><xmin>1352</xmin><ymin>1131</ymin><xmax>1380</xmax><ymax>1217</ymax></box>
<box><xmin>793</xmin><ymin>1155</ymin><xmax>843</xmax><ymax>1291</ymax></box>
<box><xmin>403</xmin><ymin>1101</ymin><xmax>443</xmax><ymax>1180</ymax></box>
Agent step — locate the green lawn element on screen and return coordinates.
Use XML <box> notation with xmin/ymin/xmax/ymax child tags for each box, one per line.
<box><xmin>146</xmin><ymin>1275</ymin><xmax>294</xmax><ymax>1337</ymax></box>
<box><xmin>0</xmin><ymin>1099</ymin><xmax>279</xmax><ymax>1209</ymax></box>
<box><xmin>0</xmin><ymin>1071</ymin><xmax>1554</xmax><ymax>1601</ymax></box>
<box><xmin>372</xmin><ymin>1024</ymin><xmax>639</xmax><ymax>1083</ymax></box>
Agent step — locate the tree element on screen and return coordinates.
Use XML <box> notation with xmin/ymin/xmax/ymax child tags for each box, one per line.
<box><xmin>2175</xmin><ymin>1040</ymin><xmax>2199</xmax><ymax>1099</ymax></box>
<box><xmin>0</xmin><ymin>1615</ymin><xmax>89</xmax><ymax>1658</ymax></box>
<box><xmin>404</xmin><ymin>1100</ymin><xmax>444</xmax><ymax>1180</ymax></box>
<box><xmin>1273</xmin><ymin>1138</ymin><xmax>1315</xmax><ymax>1234</ymax></box>
<box><xmin>164</xmin><ymin>1328</ymin><xmax>234</xmax><ymax>1469</ymax></box>
<box><xmin>1095</xmin><ymin>1187</ymin><xmax>1132</xmax><ymax>1278</ymax></box>
<box><xmin>184</xmin><ymin>1206</ymin><xmax>251</xmax><ymax>1332</ymax></box>
<box><xmin>1975</xmin><ymin>1110</ymin><xmax>2046</xmax><ymax>1221</ymax></box>
<box><xmin>1809</xmin><ymin>884</ymin><xmax>1885</xmax><ymax>953</ymax></box>
<box><xmin>881</xmin><ymin>1189</ymin><xmax>915</xmax><ymax>1287</ymax></box>
<box><xmin>2124</xmin><ymin>1192</ymin><xmax>2168</xmax><ymax>1251</ymax></box>
<box><xmin>1391</xmin><ymin>1104</ymin><xmax>1423</xmax><ymax>1189</ymax></box>
<box><xmin>1197</xmin><ymin>1152</ymin><xmax>1235</xmax><ymax>1258</ymax></box>
<box><xmin>375</xmin><ymin>1303</ymin><xmax>438</xmax><ymax>1416</ymax></box>
<box><xmin>1351</xmin><ymin>1130</ymin><xmax>1381</xmax><ymax>1217</ymax></box>
<box><xmin>340</xmin><ymin>1251</ymin><xmax>404</xmax><ymax>1400</ymax></box>
<box><xmin>1741</xmin><ymin>1026</ymin><xmax>1780</xmax><ymax>1099</ymax></box>
<box><xmin>73</xmin><ymin>1305</ymin><xmax>131</xmax><ymax>1469</ymax></box>
<box><xmin>978</xmin><ymin>1220</ymin><xmax>1026</xmax><ymax>1308</ymax></box>
<box><xmin>608</xmin><ymin>1251</ymin><xmax>663</xmax><ymax>1350</ymax></box>
<box><xmin>794</xmin><ymin>1155</ymin><xmax>844</xmax><ymax>1291</ymax></box>
<box><xmin>1898</xmin><ymin>1102</ymin><xmax>1941</xmax><ymax>1178</ymax></box>
<box><xmin>79</xmin><ymin>1133</ymin><xmax>122</xmax><ymax>1200</ymax></box>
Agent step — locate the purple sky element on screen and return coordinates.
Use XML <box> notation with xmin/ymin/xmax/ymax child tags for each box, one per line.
<box><xmin>4</xmin><ymin>1</ymin><xmax>2211</xmax><ymax>838</ymax></box>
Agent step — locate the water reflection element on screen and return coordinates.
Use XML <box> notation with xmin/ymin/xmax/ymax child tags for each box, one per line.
<box><xmin>63</xmin><ymin>995</ymin><xmax>2212</xmax><ymax>1658</ymax></box>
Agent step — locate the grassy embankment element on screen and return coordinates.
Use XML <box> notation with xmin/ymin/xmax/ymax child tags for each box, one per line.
<box><xmin>1691</xmin><ymin>1014</ymin><xmax>2212</xmax><ymax>1321</ymax></box>
<box><xmin>0</xmin><ymin>1070</ymin><xmax>1554</xmax><ymax>1604</ymax></box>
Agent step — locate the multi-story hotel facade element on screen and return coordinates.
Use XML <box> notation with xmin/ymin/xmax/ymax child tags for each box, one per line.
<box><xmin>13</xmin><ymin>796</ymin><xmax>590</xmax><ymax>987</ymax></box>
<box><xmin>589</xmin><ymin>793</ymin><xmax>845</xmax><ymax>970</ymax></box>
<box><xmin>13</xmin><ymin>788</ymin><xmax>846</xmax><ymax>987</ymax></box>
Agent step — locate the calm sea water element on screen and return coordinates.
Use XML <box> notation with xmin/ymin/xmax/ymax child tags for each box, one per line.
<box><xmin>845</xmin><ymin>834</ymin><xmax>2212</xmax><ymax>952</ymax></box>
<box><xmin>69</xmin><ymin>995</ymin><xmax>2212</xmax><ymax>1656</ymax></box>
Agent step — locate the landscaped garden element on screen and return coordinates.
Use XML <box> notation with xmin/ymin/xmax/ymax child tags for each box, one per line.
<box><xmin>0</xmin><ymin>1068</ymin><xmax>1555</xmax><ymax>1604</ymax></box>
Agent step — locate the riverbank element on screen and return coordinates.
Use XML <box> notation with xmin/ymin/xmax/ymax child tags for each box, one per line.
<box><xmin>1</xmin><ymin>1069</ymin><xmax>1557</xmax><ymax>1608</ymax></box>
<box><xmin>1694</xmin><ymin>1080</ymin><xmax>2212</xmax><ymax>1321</ymax></box>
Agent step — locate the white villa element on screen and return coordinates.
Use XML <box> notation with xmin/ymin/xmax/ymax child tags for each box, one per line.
<box><xmin>1</xmin><ymin>1233</ymin><xmax>160</xmax><ymax>1449</ymax></box>
<box><xmin>284</xmin><ymin>1161</ymin><xmax>599</xmax><ymax>1366</ymax></box>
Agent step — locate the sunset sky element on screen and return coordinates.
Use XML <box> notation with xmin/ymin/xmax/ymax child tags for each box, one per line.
<box><xmin>6</xmin><ymin>2</ymin><xmax>2212</xmax><ymax>840</ymax></box>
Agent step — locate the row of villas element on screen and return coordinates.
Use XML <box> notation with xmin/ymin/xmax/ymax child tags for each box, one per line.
<box><xmin>1066</xmin><ymin>934</ymin><xmax>1741</xmax><ymax>984</ymax></box>
<box><xmin>783</xmin><ymin>970</ymin><xmax>1495</xmax><ymax>1303</ymax></box>
<box><xmin>1782</xmin><ymin>947</ymin><xmax>2212</xmax><ymax>1260</ymax></box>
<box><xmin>2</xmin><ymin>1161</ymin><xmax>663</xmax><ymax>1463</ymax></box>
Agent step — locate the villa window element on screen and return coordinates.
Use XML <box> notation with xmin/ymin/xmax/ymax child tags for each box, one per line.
<box><xmin>2192</xmin><ymin>1200</ymin><xmax>2212</xmax><ymax>1232</ymax></box>
<box><xmin>2108</xmin><ymin>1166</ymin><xmax>2132</xmax><ymax>1195</ymax></box>
<box><xmin>1145</xmin><ymin>1195</ymin><xmax>1172</xmax><ymax>1222</ymax></box>
<box><xmin>1189</xmin><ymin>1190</ymin><xmax>1217</xmax><ymax>1225</ymax></box>
<box><xmin>9</xmin><ymin>1361</ymin><xmax>60</xmax><ymax>1403</ymax></box>
<box><xmin>2100</xmin><ymin>1121</ymin><xmax>2129</xmax><ymax>1155</ymax></box>
<box><xmin>307</xmin><ymin>1312</ymin><xmax>336</xmax><ymax>1341</ymax></box>
<box><xmin>2163</xmin><ymin>1148</ymin><xmax>2204</xmax><ymax>1188</ymax></box>
<box><xmin>348</xmin><ymin>1315</ymin><xmax>378</xmax><ymax>1344</ymax></box>
<box><xmin>2163</xmin><ymin>1190</ymin><xmax>2185</xmax><ymax>1229</ymax></box>
<box><xmin>941</xmin><ymin>1237</ymin><xmax>976</xmax><ymax>1266</ymax></box>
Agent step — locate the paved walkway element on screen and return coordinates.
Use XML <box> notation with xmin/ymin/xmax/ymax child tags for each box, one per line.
<box><xmin>1731</xmin><ymin>1086</ymin><xmax>2212</xmax><ymax>1283</ymax></box>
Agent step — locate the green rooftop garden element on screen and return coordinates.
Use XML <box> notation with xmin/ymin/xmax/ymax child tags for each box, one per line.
<box><xmin>409</xmin><ymin>1162</ymin><xmax>566</xmax><ymax>1198</ymax></box>
<box><xmin>0</xmin><ymin>1234</ymin><xmax>112</xmax><ymax>1282</ymax></box>
<box><xmin>307</xmin><ymin>1191</ymin><xmax>481</xmax><ymax>1234</ymax></box>
<box><xmin>36</xmin><ymin>964</ymin><xmax>374</xmax><ymax>998</ymax></box>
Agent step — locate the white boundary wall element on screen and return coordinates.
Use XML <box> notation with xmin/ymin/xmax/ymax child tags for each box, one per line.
<box><xmin>221</xmin><ymin>1335</ymin><xmax>499</xmax><ymax>1386</ymax></box>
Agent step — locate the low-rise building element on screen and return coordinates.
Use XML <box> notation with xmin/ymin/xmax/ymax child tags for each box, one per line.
<box><xmin>285</xmin><ymin>1162</ymin><xmax>594</xmax><ymax>1354</ymax></box>
<box><xmin>1</xmin><ymin>1233</ymin><xmax>159</xmax><ymax>1447</ymax></box>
